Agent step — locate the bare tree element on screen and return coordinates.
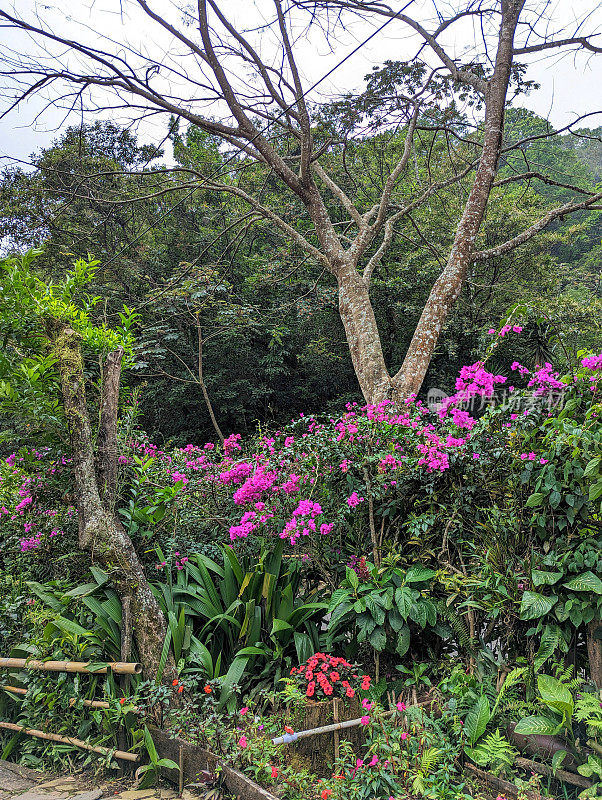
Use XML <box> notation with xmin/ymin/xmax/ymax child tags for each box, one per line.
<box><xmin>1</xmin><ymin>0</ymin><xmax>601</xmax><ymax>403</ymax></box>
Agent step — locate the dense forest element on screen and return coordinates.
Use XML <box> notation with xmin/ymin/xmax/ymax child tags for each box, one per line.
<box><xmin>1</xmin><ymin>2</ymin><xmax>602</xmax><ymax>799</ymax></box>
<box><xmin>2</xmin><ymin>113</ymin><xmax>601</xmax><ymax>442</ymax></box>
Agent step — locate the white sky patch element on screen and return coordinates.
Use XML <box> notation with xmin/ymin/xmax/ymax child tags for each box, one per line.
<box><xmin>0</xmin><ymin>0</ymin><xmax>601</xmax><ymax>166</ymax></box>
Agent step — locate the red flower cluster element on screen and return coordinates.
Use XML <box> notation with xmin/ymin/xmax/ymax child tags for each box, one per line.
<box><xmin>289</xmin><ymin>652</ymin><xmax>371</xmax><ymax>701</ymax></box>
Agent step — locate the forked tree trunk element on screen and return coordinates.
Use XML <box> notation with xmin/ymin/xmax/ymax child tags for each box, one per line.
<box><xmin>390</xmin><ymin>0</ymin><xmax>525</xmax><ymax>401</ymax></box>
<box><xmin>45</xmin><ymin>319</ymin><xmax>175</xmax><ymax>682</ymax></box>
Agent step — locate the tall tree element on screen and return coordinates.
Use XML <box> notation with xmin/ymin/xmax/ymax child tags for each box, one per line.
<box><xmin>1</xmin><ymin>0</ymin><xmax>601</xmax><ymax>403</ymax></box>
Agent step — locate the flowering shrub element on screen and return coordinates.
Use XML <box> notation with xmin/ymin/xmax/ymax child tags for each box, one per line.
<box><xmin>289</xmin><ymin>653</ymin><xmax>371</xmax><ymax>700</ymax></box>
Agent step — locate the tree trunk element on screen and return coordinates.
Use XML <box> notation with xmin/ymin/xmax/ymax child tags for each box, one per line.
<box><xmin>196</xmin><ymin>314</ymin><xmax>224</xmax><ymax>443</ymax></box>
<box><xmin>391</xmin><ymin>0</ymin><xmax>525</xmax><ymax>400</ymax></box>
<box><xmin>97</xmin><ymin>347</ymin><xmax>123</xmax><ymax>511</ymax></box>
<box><xmin>587</xmin><ymin>620</ymin><xmax>602</xmax><ymax>689</ymax></box>
<box><xmin>337</xmin><ymin>264</ymin><xmax>392</xmax><ymax>404</ymax></box>
<box><xmin>45</xmin><ymin>319</ymin><xmax>175</xmax><ymax>682</ymax></box>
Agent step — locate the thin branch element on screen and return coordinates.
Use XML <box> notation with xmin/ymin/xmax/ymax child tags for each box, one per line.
<box><xmin>474</xmin><ymin>191</ymin><xmax>602</xmax><ymax>261</ymax></box>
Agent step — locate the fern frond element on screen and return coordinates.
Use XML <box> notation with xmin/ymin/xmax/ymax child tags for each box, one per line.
<box><xmin>492</xmin><ymin>667</ymin><xmax>526</xmax><ymax>717</ymax></box>
<box><xmin>419</xmin><ymin>746</ymin><xmax>442</xmax><ymax>775</ymax></box>
<box><xmin>435</xmin><ymin>600</ymin><xmax>472</xmax><ymax>650</ymax></box>
<box><xmin>465</xmin><ymin>729</ymin><xmax>517</xmax><ymax>775</ymax></box>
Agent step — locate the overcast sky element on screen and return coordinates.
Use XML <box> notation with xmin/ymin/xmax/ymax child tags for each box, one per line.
<box><xmin>1</xmin><ymin>0</ymin><xmax>601</xmax><ymax>167</ymax></box>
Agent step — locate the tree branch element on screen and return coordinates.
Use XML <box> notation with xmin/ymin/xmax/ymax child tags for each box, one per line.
<box><xmin>474</xmin><ymin>191</ymin><xmax>602</xmax><ymax>261</ymax></box>
<box><xmin>514</xmin><ymin>35</ymin><xmax>602</xmax><ymax>54</ymax></box>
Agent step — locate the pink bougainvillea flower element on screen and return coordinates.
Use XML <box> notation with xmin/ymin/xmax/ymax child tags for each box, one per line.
<box><xmin>361</xmin><ymin>699</ymin><xmax>373</xmax><ymax>710</ymax></box>
<box><xmin>347</xmin><ymin>491</ymin><xmax>364</xmax><ymax>508</ymax></box>
<box><xmin>396</xmin><ymin>701</ymin><xmax>406</xmax><ymax>712</ymax></box>
<box><xmin>360</xmin><ymin>715</ymin><xmax>370</xmax><ymax>725</ymax></box>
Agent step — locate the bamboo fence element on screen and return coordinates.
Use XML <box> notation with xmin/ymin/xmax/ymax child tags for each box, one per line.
<box><xmin>0</xmin><ymin>658</ymin><xmax>141</xmax><ymax>674</ymax></box>
<box><xmin>0</xmin><ymin>721</ymin><xmax>139</xmax><ymax>762</ymax></box>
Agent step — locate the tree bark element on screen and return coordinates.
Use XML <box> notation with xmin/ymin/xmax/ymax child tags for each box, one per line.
<box><xmin>45</xmin><ymin>319</ymin><xmax>175</xmax><ymax>682</ymax></box>
<box><xmin>97</xmin><ymin>347</ymin><xmax>123</xmax><ymax>511</ymax></box>
<box><xmin>391</xmin><ymin>0</ymin><xmax>525</xmax><ymax>401</ymax></box>
<box><xmin>337</xmin><ymin>264</ymin><xmax>392</xmax><ymax>404</ymax></box>
<box><xmin>586</xmin><ymin>620</ymin><xmax>602</xmax><ymax>689</ymax></box>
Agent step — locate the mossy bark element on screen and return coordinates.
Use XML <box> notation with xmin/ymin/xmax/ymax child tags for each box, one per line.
<box><xmin>45</xmin><ymin>319</ymin><xmax>175</xmax><ymax>682</ymax></box>
<box><xmin>587</xmin><ymin>620</ymin><xmax>602</xmax><ymax>689</ymax></box>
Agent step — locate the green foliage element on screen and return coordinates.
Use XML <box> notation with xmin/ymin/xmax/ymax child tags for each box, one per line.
<box><xmin>464</xmin><ymin>729</ymin><xmax>517</xmax><ymax>774</ymax></box>
<box><xmin>326</xmin><ymin>556</ymin><xmax>439</xmax><ymax>664</ymax></box>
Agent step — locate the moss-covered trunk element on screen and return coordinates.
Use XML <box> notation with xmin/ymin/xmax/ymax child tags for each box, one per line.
<box><xmin>45</xmin><ymin>319</ymin><xmax>174</xmax><ymax>682</ymax></box>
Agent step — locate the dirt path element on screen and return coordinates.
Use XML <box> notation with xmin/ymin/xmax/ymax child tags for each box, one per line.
<box><xmin>0</xmin><ymin>761</ymin><xmax>179</xmax><ymax>800</ymax></box>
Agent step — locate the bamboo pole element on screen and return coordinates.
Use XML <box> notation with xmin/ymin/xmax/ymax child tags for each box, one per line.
<box><xmin>2</xmin><ymin>685</ymin><xmax>138</xmax><ymax>712</ymax></box>
<box><xmin>0</xmin><ymin>721</ymin><xmax>139</xmax><ymax>762</ymax></box>
<box><xmin>0</xmin><ymin>658</ymin><xmax>142</xmax><ymax>675</ymax></box>
<box><xmin>271</xmin><ymin>710</ymin><xmax>396</xmax><ymax>745</ymax></box>
<box><xmin>69</xmin><ymin>698</ymin><xmax>110</xmax><ymax>710</ymax></box>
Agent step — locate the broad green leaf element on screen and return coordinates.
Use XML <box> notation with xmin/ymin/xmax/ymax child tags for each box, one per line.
<box><xmin>346</xmin><ymin>567</ymin><xmax>359</xmax><ymax>590</ymax></box>
<box><xmin>551</xmin><ymin>750</ymin><xmax>567</xmax><ymax>774</ymax></box>
<box><xmin>584</xmin><ymin>457</ymin><xmax>601</xmax><ymax>478</ymax></box>
<box><xmin>405</xmin><ymin>566</ymin><xmax>436</xmax><ymax>584</ymax></box>
<box><xmin>590</xmin><ymin>479</ymin><xmax>602</xmax><ymax>502</ymax></box>
<box><xmin>563</xmin><ymin>572</ymin><xmax>602</xmax><ymax>594</ymax></box>
<box><xmin>537</xmin><ymin>674</ymin><xmax>574</xmax><ymax>716</ymax></box>
<box><xmin>51</xmin><ymin>617</ymin><xmax>92</xmax><ymax>638</ymax></box>
<box><xmin>156</xmin><ymin>758</ymin><xmax>180</xmax><ymax>770</ymax></box>
<box><xmin>395</xmin><ymin>586</ymin><xmax>414</xmax><ymax>619</ymax></box>
<box><xmin>519</xmin><ymin>591</ymin><xmax>557</xmax><ymax>620</ymax></box>
<box><xmin>368</xmin><ymin>626</ymin><xmax>387</xmax><ymax>651</ymax></box>
<box><xmin>396</xmin><ymin>626</ymin><xmax>410</xmax><ymax>657</ymax></box>
<box><xmin>514</xmin><ymin>715</ymin><xmax>559</xmax><ymax>736</ymax></box>
<box><xmin>534</xmin><ymin>628</ymin><xmax>560</xmax><ymax>672</ymax></box>
<box><xmin>465</xmin><ymin>696</ymin><xmax>490</xmax><ymax>746</ymax></box>
<box><xmin>365</xmin><ymin>595</ymin><xmax>386</xmax><ymax>625</ymax></box>
<box><xmin>531</xmin><ymin>570</ymin><xmax>562</xmax><ymax>587</ymax></box>
<box><xmin>409</xmin><ymin>601</ymin><xmax>427</xmax><ymax>629</ymax></box>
